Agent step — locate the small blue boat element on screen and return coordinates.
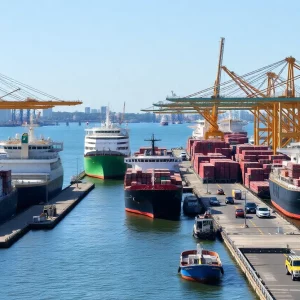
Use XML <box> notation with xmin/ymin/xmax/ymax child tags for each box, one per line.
<box><xmin>178</xmin><ymin>244</ymin><xmax>224</xmax><ymax>283</ymax></box>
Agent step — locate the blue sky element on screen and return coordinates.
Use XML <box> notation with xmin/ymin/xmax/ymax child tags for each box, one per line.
<box><xmin>0</xmin><ymin>0</ymin><xmax>299</xmax><ymax>113</ymax></box>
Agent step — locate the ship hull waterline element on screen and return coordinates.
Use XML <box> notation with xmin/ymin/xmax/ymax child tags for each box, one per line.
<box><xmin>180</xmin><ymin>265</ymin><xmax>223</xmax><ymax>283</ymax></box>
<box><xmin>84</xmin><ymin>154</ymin><xmax>127</xmax><ymax>179</ymax></box>
<box><xmin>16</xmin><ymin>175</ymin><xmax>63</xmax><ymax>212</ymax></box>
<box><xmin>269</xmin><ymin>178</ymin><xmax>300</xmax><ymax>219</ymax></box>
<box><xmin>125</xmin><ymin>188</ymin><xmax>182</xmax><ymax>220</ymax></box>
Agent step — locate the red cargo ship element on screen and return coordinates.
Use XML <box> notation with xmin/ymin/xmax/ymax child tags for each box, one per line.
<box><xmin>124</xmin><ymin>134</ymin><xmax>183</xmax><ymax>220</ymax></box>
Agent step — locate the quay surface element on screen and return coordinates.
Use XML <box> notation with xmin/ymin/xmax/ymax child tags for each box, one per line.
<box><xmin>0</xmin><ymin>182</ymin><xmax>94</xmax><ymax>248</ymax></box>
<box><xmin>174</xmin><ymin>150</ymin><xmax>300</xmax><ymax>300</ymax></box>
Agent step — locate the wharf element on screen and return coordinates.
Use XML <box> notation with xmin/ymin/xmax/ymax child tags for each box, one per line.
<box><xmin>174</xmin><ymin>149</ymin><xmax>300</xmax><ymax>300</ymax></box>
<box><xmin>0</xmin><ymin>182</ymin><xmax>94</xmax><ymax>248</ymax></box>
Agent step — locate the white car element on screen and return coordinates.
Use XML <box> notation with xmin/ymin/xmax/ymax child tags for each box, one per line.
<box><xmin>256</xmin><ymin>206</ymin><xmax>271</xmax><ymax>218</ymax></box>
<box><xmin>180</xmin><ymin>152</ymin><xmax>187</xmax><ymax>160</ymax></box>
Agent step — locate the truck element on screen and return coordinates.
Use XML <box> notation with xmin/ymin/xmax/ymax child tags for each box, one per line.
<box><xmin>232</xmin><ymin>189</ymin><xmax>242</xmax><ymax>200</ymax></box>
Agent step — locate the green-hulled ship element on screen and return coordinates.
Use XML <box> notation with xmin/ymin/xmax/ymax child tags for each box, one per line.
<box><xmin>84</xmin><ymin>107</ymin><xmax>130</xmax><ymax>179</ymax></box>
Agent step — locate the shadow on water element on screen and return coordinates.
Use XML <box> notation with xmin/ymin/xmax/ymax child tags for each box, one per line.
<box><xmin>83</xmin><ymin>176</ymin><xmax>123</xmax><ymax>187</ymax></box>
<box><xmin>125</xmin><ymin>212</ymin><xmax>181</xmax><ymax>233</ymax></box>
<box><xmin>178</xmin><ymin>275</ymin><xmax>224</xmax><ymax>292</ymax></box>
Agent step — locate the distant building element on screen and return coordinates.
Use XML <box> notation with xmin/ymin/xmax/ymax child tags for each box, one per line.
<box><xmin>101</xmin><ymin>106</ymin><xmax>107</xmax><ymax>115</ymax></box>
<box><xmin>0</xmin><ymin>109</ymin><xmax>11</xmax><ymax>122</ymax></box>
<box><xmin>43</xmin><ymin>108</ymin><xmax>53</xmax><ymax>119</ymax></box>
<box><xmin>91</xmin><ymin>109</ymin><xmax>98</xmax><ymax>113</ymax></box>
<box><xmin>85</xmin><ymin>107</ymin><xmax>91</xmax><ymax>114</ymax></box>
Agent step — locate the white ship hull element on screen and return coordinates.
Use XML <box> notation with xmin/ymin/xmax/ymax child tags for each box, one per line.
<box><xmin>192</xmin><ymin>119</ymin><xmax>247</xmax><ymax>139</ymax></box>
<box><xmin>1</xmin><ymin>157</ymin><xmax>64</xmax><ymax>211</ymax></box>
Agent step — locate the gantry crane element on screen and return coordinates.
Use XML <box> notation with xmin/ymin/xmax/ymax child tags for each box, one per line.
<box><xmin>0</xmin><ymin>73</ymin><xmax>82</xmax><ymax>116</ymax></box>
<box><xmin>0</xmin><ymin>97</ymin><xmax>82</xmax><ymax>109</ymax></box>
<box><xmin>142</xmin><ymin>52</ymin><xmax>300</xmax><ymax>153</ymax></box>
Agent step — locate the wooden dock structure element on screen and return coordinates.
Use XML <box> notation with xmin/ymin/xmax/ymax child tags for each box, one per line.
<box><xmin>0</xmin><ymin>182</ymin><xmax>94</xmax><ymax>248</ymax></box>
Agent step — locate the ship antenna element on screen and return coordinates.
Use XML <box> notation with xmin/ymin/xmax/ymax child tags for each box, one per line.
<box><xmin>105</xmin><ymin>106</ymin><xmax>110</xmax><ymax>128</ymax></box>
<box><xmin>144</xmin><ymin>134</ymin><xmax>161</xmax><ymax>156</ymax></box>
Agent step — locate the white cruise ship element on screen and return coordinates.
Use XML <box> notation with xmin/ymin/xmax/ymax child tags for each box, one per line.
<box><xmin>0</xmin><ymin>122</ymin><xmax>63</xmax><ymax>212</ymax></box>
<box><xmin>192</xmin><ymin>117</ymin><xmax>247</xmax><ymax>139</ymax></box>
<box><xmin>84</xmin><ymin>108</ymin><xmax>130</xmax><ymax>179</ymax></box>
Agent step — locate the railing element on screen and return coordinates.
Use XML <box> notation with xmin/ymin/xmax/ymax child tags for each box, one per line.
<box><xmin>221</xmin><ymin>230</ymin><xmax>274</xmax><ymax>300</ymax></box>
<box><xmin>12</xmin><ymin>174</ymin><xmax>50</xmax><ymax>183</ymax></box>
<box><xmin>0</xmin><ymin>154</ymin><xmax>59</xmax><ymax>160</ymax></box>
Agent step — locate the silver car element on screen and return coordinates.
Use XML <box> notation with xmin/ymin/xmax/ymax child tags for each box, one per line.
<box><xmin>256</xmin><ymin>206</ymin><xmax>271</xmax><ymax>218</ymax></box>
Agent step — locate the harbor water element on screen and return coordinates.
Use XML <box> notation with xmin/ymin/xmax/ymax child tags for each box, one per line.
<box><xmin>0</xmin><ymin>122</ymin><xmax>257</xmax><ymax>299</ymax></box>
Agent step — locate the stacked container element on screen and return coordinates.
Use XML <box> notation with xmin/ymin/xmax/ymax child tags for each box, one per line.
<box><xmin>192</xmin><ymin>140</ymin><xmax>228</xmax><ymax>156</ymax></box>
<box><xmin>287</xmin><ymin>163</ymin><xmax>300</xmax><ymax>179</ymax></box>
<box><xmin>124</xmin><ymin>168</ymin><xmax>182</xmax><ymax>187</ymax></box>
<box><xmin>249</xmin><ymin>181</ymin><xmax>270</xmax><ymax>197</ymax></box>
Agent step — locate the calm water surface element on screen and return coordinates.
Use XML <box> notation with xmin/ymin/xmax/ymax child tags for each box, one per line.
<box><xmin>0</xmin><ymin>122</ymin><xmax>257</xmax><ymax>299</ymax></box>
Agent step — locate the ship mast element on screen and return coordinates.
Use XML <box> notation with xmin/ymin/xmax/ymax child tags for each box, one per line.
<box><xmin>105</xmin><ymin>106</ymin><xmax>111</xmax><ymax>128</ymax></box>
<box><xmin>145</xmin><ymin>134</ymin><xmax>161</xmax><ymax>156</ymax></box>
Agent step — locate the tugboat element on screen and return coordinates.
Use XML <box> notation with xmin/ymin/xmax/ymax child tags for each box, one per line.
<box><xmin>192</xmin><ymin>209</ymin><xmax>216</xmax><ymax>240</ymax></box>
<box><xmin>182</xmin><ymin>194</ymin><xmax>203</xmax><ymax>216</ymax></box>
<box><xmin>178</xmin><ymin>243</ymin><xmax>224</xmax><ymax>283</ymax></box>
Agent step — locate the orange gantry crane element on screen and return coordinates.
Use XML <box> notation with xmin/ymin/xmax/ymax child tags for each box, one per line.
<box><xmin>0</xmin><ymin>73</ymin><xmax>82</xmax><ymax>110</ymax></box>
<box><xmin>0</xmin><ymin>97</ymin><xmax>82</xmax><ymax>109</ymax></box>
<box><xmin>142</xmin><ymin>49</ymin><xmax>300</xmax><ymax>153</ymax></box>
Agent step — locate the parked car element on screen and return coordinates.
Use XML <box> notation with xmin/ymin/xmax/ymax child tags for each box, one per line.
<box><xmin>225</xmin><ymin>196</ymin><xmax>234</xmax><ymax>204</ymax></box>
<box><xmin>256</xmin><ymin>206</ymin><xmax>271</xmax><ymax>218</ymax></box>
<box><xmin>245</xmin><ymin>202</ymin><xmax>257</xmax><ymax>214</ymax></box>
<box><xmin>235</xmin><ymin>208</ymin><xmax>245</xmax><ymax>218</ymax></box>
<box><xmin>209</xmin><ymin>197</ymin><xmax>220</xmax><ymax>206</ymax></box>
<box><xmin>217</xmin><ymin>188</ymin><xmax>224</xmax><ymax>195</ymax></box>
<box><xmin>285</xmin><ymin>255</ymin><xmax>300</xmax><ymax>281</ymax></box>
<box><xmin>180</xmin><ymin>152</ymin><xmax>187</xmax><ymax>160</ymax></box>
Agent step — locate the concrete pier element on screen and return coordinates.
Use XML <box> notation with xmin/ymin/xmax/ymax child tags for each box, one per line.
<box><xmin>0</xmin><ymin>182</ymin><xmax>94</xmax><ymax>248</ymax></box>
<box><xmin>174</xmin><ymin>149</ymin><xmax>300</xmax><ymax>300</ymax></box>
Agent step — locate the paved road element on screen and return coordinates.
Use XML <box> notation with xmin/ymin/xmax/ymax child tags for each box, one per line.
<box><xmin>245</xmin><ymin>253</ymin><xmax>300</xmax><ymax>300</ymax></box>
<box><xmin>176</xmin><ymin>151</ymin><xmax>300</xmax><ymax>299</ymax></box>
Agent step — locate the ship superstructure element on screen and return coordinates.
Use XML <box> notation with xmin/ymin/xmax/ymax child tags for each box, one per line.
<box><xmin>84</xmin><ymin>107</ymin><xmax>130</xmax><ymax>179</ymax></box>
<box><xmin>0</xmin><ymin>122</ymin><xmax>63</xmax><ymax>211</ymax></box>
<box><xmin>192</xmin><ymin>117</ymin><xmax>247</xmax><ymax>139</ymax></box>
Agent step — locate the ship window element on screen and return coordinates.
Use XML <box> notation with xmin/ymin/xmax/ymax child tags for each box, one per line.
<box><xmin>43</xmin><ymin>146</ymin><xmax>47</xmax><ymax>149</ymax></box>
<box><xmin>18</xmin><ymin>147</ymin><xmax>21</xmax><ymax>149</ymax></box>
<box><xmin>32</xmin><ymin>146</ymin><xmax>36</xmax><ymax>150</ymax></box>
<box><xmin>13</xmin><ymin>147</ymin><xmax>17</xmax><ymax>149</ymax></box>
<box><xmin>4</xmin><ymin>146</ymin><xmax>7</xmax><ymax>149</ymax></box>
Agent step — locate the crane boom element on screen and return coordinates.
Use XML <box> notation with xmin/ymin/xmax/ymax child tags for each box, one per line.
<box><xmin>214</xmin><ymin>37</ymin><xmax>225</xmax><ymax>98</ymax></box>
<box><xmin>0</xmin><ymin>98</ymin><xmax>82</xmax><ymax>109</ymax></box>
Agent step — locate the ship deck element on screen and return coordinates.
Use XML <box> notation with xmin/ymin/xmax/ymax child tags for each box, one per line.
<box><xmin>0</xmin><ymin>181</ymin><xmax>94</xmax><ymax>248</ymax></box>
<box><xmin>173</xmin><ymin>149</ymin><xmax>300</xmax><ymax>300</ymax></box>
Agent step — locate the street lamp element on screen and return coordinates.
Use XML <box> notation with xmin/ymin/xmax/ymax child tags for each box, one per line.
<box><xmin>244</xmin><ymin>191</ymin><xmax>248</xmax><ymax>228</ymax></box>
